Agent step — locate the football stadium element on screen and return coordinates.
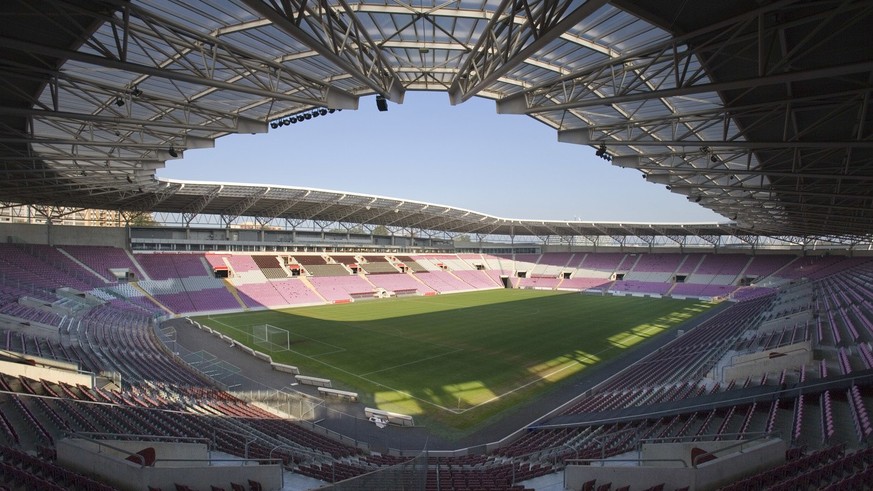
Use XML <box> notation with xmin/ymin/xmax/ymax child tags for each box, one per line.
<box><xmin>0</xmin><ymin>1</ymin><xmax>872</xmax><ymax>491</ymax></box>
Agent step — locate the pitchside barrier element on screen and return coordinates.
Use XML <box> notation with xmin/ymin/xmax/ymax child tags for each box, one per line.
<box><xmin>271</xmin><ymin>362</ymin><xmax>299</xmax><ymax>374</ymax></box>
<box><xmin>364</xmin><ymin>407</ymin><xmax>414</xmax><ymax>427</ymax></box>
<box><xmin>295</xmin><ymin>375</ymin><xmax>331</xmax><ymax>387</ymax></box>
<box><xmin>317</xmin><ymin>387</ymin><xmax>358</xmax><ymax>401</ymax></box>
<box><xmin>253</xmin><ymin>351</ymin><xmax>272</xmax><ymax>363</ymax></box>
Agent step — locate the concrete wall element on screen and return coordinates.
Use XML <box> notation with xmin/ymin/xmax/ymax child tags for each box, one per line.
<box><xmin>695</xmin><ymin>439</ymin><xmax>786</xmax><ymax>490</ymax></box>
<box><xmin>565</xmin><ymin>438</ymin><xmax>786</xmax><ymax>491</ymax></box>
<box><xmin>722</xmin><ymin>341</ymin><xmax>812</xmax><ymax>382</ymax></box>
<box><xmin>0</xmin><ymin>359</ymin><xmax>93</xmax><ymax>387</ymax></box>
<box><xmin>0</xmin><ymin>222</ymin><xmax>128</xmax><ymax>248</ymax></box>
<box><xmin>57</xmin><ymin>438</ymin><xmax>282</xmax><ymax>491</ymax></box>
<box><xmin>640</xmin><ymin>440</ymin><xmax>743</xmax><ymax>467</ymax></box>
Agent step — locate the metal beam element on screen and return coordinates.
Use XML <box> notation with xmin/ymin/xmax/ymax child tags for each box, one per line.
<box><xmin>0</xmin><ymin>36</ymin><xmax>336</xmax><ymax>107</ymax></box>
<box><xmin>448</xmin><ymin>0</ymin><xmax>610</xmax><ymax>105</ymax></box>
<box><xmin>501</xmin><ymin>61</ymin><xmax>873</xmax><ymax>114</ymax></box>
<box><xmin>0</xmin><ymin>106</ymin><xmax>265</xmax><ymax>135</ymax></box>
<box><xmin>242</xmin><ymin>0</ymin><xmax>404</xmax><ymax>102</ymax></box>
<box><xmin>557</xmin><ymin>129</ymin><xmax>873</xmax><ymax>149</ymax></box>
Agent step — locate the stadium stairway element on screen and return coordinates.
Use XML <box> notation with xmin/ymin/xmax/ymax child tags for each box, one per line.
<box><xmin>129</xmin><ymin>282</ymin><xmax>174</xmax><ymax>316</ymax></box>
<box><xmin>56</xmin><ymin>248</ymin><xmax>112</xmax><ymax>284</ymax></box>
<box><xmin>221</xmin><ymin>279</ymin><xmax>249</xmax><ymax>311</ymax></box>
<box><xmin>359</xmin><ymin>273</ymin><xmax>379</xmax><ymax>291</ymax></box>
<box><xmin>297</xmin><ymin>275</ymin><xmax>328</xmax><ymax>303</ymax></box>
<box><xmin>406</xmin><ymin>270</ymin><xmax>432</xmax><ymax>291</ymax></box>
<box><xmin>124</xmin><ymin>250</ymin><xmax>150</xmax><ymax>281</ymax></box>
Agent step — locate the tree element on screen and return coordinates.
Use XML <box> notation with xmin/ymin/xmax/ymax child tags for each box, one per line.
<box><xmin>372</xmin><ymin>225</ymin><xmax>389</xmax><ymax>236</ymax></box>
<box><xmin>129</xmin><ymin>212</ymin><xmax>157</xmax><ymax>227</ymax></box>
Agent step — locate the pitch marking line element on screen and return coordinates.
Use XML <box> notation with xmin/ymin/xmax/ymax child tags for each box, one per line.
<box><xmin>279</xmin><ymin>348</ymin><xmax>463</xmax><ymax>413</ymax></box>
<box><xmin>360</xmin><ymin>348</ymin><xmax>465</xmax><ymax>377</ymax></box>
<box><xmin>331</xmin><ymin>320</ymin><xmax>462</xmax><ymax>352</ymax></box>
<box><xmin>285</xmin><ymin>331</ymin><xmax>346</xmax><ymax>355</ymax></box>
<box><xmin>206</xmin><ymin>318</ymin><xmax>348</xmax><ymax>356</ymax></box>
<box><xmin>205</xmin><ymin>318</ymin><xmax>464</xmax><ymax>412</ymax></box>
<box><xmin>206</xmin><ymin>312</ymin><xmax>618</xmax><ymax>416</ymax></box>
<box><xmin>451</xmin><ymin>344</ymin><xmax>618</xmax><ymax>414</ymax></box>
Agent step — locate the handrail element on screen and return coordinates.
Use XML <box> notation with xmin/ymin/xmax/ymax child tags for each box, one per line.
<box><xmin>566</xmin><ymin>457</ymin><xmax>689</xmax><ymax>468</ymax></box>
<box><xmin>640</xmin><ymin>430</ymin><xmax>774</xmax><ymax>445</ymax></box>
<box><xmin>690</xmin><ymin>432</ymin><xmax>778</xmax><ymax>467</ymax></box>
<box><xmin>72</xmin><ymin>431</ymin><xmax>210</xmax><ymax>446</ymax></box>
<box><xmin>61</xmin><ymin>431</ymin><xmax>148</xmax><ymax>467</ymax></box>
<box><xmin>534</xmin><ymin>370</ymin><xmax>873</xmax><ymax>430</ymax></box>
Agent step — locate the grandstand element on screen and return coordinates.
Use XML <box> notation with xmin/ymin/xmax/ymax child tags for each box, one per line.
<box><xmin>1</xmin><ymin>1</ymin><xmax>873</xmax><ymax>491</ymax></box>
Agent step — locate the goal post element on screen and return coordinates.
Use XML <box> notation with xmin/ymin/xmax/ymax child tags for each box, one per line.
<box><xmin>251</xmin><ymin>323</ymin><xmax>290</xmax><ymax>353</ymax></box>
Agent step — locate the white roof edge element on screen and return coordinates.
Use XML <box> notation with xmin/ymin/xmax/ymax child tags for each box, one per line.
<box><xmin>157</xmin><ymin>178</ymin><xmax>731</xmax><ymax>228</ymax></box>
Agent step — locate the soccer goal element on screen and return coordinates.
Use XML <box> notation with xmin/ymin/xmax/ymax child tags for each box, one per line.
<box><xmin>252</xmin><ymin>324</ymin><xmax>290</xmax><ymax>353</ymax></box>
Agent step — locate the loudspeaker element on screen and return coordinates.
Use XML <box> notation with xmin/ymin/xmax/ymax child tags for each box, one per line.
<box><xmin>376</xmin><ymin>95</ymin><xmax>388</xmax><ymax>112</ymax></box>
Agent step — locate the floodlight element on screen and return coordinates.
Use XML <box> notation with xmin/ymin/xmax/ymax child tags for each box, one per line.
<box><xmin>168</xmin><ymin>146</ymin><xmax>178</xmax><ymax>158</ymax></box>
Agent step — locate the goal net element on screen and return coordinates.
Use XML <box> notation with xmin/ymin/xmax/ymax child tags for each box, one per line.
<box><xmin>252</xmin><ymin>324</ymin><xmax>290</xmax><ymax>353</ymax></box>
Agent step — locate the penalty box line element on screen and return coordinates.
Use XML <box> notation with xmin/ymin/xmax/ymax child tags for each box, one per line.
<box><xmin>452</xmin><ymin>344</ymin><xmax>619</xmax><ymax>415</ymax></box>
<box><xmin>286</xmin><ymin>348</ymin><xmax>466</xmax><ymax>414</ymax></box>
<box><xmin>359</xmin><ymin>348</ymin><xmax>464</xmax><ymax>377</ymax></box>
<box><xmin>207</xmin><ymin>318</ymin><xmax>347</xmax><ymax>356</ymax></box>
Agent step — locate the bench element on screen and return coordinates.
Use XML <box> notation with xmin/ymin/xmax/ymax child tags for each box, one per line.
<box><xmin>295</xmin><ymin>375</ymin><xmax>331</xmax><ymax>388</ymax></box>
<box><xmin>317</xmin><ymin>387</ymin><xmax>358</xmax><ymax>401</ymax></box>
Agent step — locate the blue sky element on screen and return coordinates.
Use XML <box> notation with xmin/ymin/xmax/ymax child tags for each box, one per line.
<box><xmin>159</xmin><ymin>91</ymin><xmax>724</xmax><ymax>224</ymax></box>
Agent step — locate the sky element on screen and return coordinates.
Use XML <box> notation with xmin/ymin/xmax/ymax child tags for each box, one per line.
<box><xmin>158</xmin><ymin>91</ymin><xmax>724</xmax><ymax>224</ymax></box>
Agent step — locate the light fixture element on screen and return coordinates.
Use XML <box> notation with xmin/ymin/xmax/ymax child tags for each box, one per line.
<box><xmin>269</xmin><ymin>106</ymin><xmax>342</xmax><ymax>130</ymax></box>
<box><xmin>115</xmin><ymin>97</ymin><xmax>124</xmax><ymax>107</ymax></box>
<box><xmin>594</xmin><ymin>143</ymin><xmax>612</xmax><ymax>161</ymax></box>
<box><xmin>168</xmin><ymin>146</ymin><xmax>178</xmax><ymax>158</ymax></box>
<box><xmin>131</xmin><ymin>86</ymin><xmax>142</xmax><ymax>97</ymax></box>
<box><xmin>376</xmin><ymin>95</ymin><xmax>388</xmax><ymax>112</ymax></box>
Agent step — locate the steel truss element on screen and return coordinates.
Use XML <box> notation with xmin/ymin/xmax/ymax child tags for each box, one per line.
<box><xmin>1</xmin><ymin>0</ymin><xmax>872</xmax><ymax>243</ymax></box>
<box><xmin>242</xmin><ymin>0</ymin><xmax>405</xmax><ymax>102</ymax></box>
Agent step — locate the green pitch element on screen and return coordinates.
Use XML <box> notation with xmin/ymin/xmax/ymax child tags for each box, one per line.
<box><xmin>196</xmin><ymin>289</ymin><xmax>711</xmax><ymax>432</ymax></box>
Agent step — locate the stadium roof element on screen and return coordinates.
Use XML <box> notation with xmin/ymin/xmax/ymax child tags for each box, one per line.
<box><xmin>1</xmin><ymin>0</ymin><xmax>872</xmax><ymax>241</ymax></box>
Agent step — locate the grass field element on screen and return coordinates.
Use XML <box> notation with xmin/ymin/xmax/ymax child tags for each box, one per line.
<box><xmin>196</xmin><ymin>289</ymin><xmax>712</xmax><ymax>432</ymax></box>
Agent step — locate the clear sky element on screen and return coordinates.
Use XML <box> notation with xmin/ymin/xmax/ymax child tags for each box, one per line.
<box><xmin>158</xmin><ymin>91</ymin><xmax>724</xmax><ymax>224</ymax></box>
